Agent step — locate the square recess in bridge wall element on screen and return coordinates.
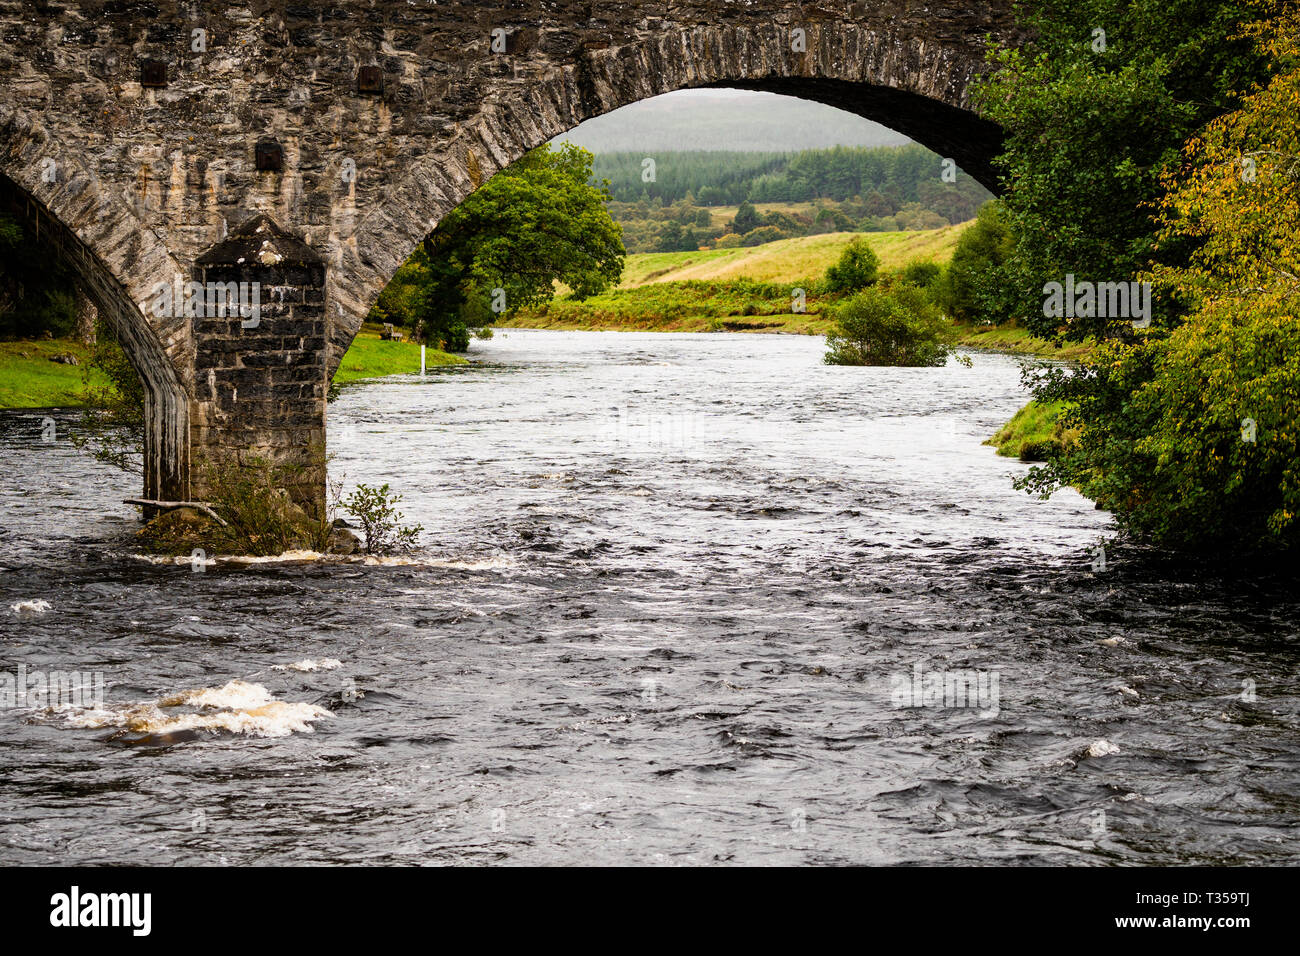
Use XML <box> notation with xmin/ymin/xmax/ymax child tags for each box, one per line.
<box><xmin>255</xmin><ymin>139</ymin><xmax>284</xmax><ymax>173</ymax></box>
<box><xmin>140</xmin><ymin>59</ymin><xmax>167</xmax><ymax>88</ymax></box>
<box><xmin>357</xmin><ymin>65</ymin><xmax>383</xmax><ymax>94</ymax></box>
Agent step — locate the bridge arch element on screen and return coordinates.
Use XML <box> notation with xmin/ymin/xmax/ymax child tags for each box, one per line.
<box><xmin>332</xmin><ymin>19</ymin><xmax>1006</xmax><ymax>375</ymax></box>
<box><xmin>0</xmin><ymin>108</ymin><xmax>192</xmax><ymax>500</ymax></box>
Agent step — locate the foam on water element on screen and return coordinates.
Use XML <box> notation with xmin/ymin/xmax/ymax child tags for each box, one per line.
<box><xmin>10</xmin><ymin>598</ymin><xmax>51</xmax><ymax>618</ymax></box>
<box><xmin>272</xmin><ymin>658</ymin><xmax>343</xmax><ymax>672</ymax></box>
<box><xmin>53</xmin><ymin>679</ymin><xmax>331</xmax><ymax>739</ymax></box>
<box><xmin>126</xmin><ymin>550</ymin><xmax>510</xmax><ymax>570</ymax></box>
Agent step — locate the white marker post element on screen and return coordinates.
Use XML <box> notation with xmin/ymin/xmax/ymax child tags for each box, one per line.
<box><xmin>420</xmin><ymin>344</ymin><xmax>426</xmax><ymax>376</ymax></box>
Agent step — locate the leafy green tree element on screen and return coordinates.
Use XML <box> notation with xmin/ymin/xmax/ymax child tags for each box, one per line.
<box><xmin>740</xmin><ymin>225</ymin><xmax>786</xmax><ymax>247</ymax></box>
<box><xmin>823</xmin><ymin>284</ymin><xmax>956</xmax><ymax>367</ymax></box>
<box><xmin>731</xmin><ymin>201</ymin><xmax>762</xmax><ymax>234</ymax></box>
<box><xmin>386</xmin><ymin>143</ymin><xmax>624</xmax><ymax>350</ymax></box>
<box><xmin>823</xmin><ymin>237</ymin><xmax>880</xmax><ymax>292</ymax></box>
<box><xmin>900</xmin><ymin>260</ymin><xmax>942</xmax><ymax>291</ymax></box>
<box><xmin>0</xmin><ymin>213</ymin><xmax>78</xmax><ymax>339</ymax></box>
<box><xmin>1019</xmin><ymin>6</ymin><xmax>1300</xmax><ymax>552</ymax></box>
<box><xmin>974</xmin><ymin>0</ymin><xmax>1271</xmax><ymax>342</ymax></box>
<box><xmin>936</xmin><ymin>201</ymin><xmax>1017</xmax><ymax>324</ymax></box>
<box><xmin>656</xmin><ymin>221</ymin><xmax>702</xmax><ymax>252</ymax></box>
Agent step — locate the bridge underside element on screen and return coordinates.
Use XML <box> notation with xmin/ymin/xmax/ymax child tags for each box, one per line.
<box><xmin>718</xmin><ymin>78</ymin><xmax>1003</xmax><ymax>192</ymax></box>
<box><xmin>0</xmin><ymin>172</ymin><xmax>190</xmax><ymax>505</ymax></box>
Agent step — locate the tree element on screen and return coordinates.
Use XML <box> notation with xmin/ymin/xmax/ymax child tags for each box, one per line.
<box><xmin>823</xmin><ymin>285</ymin><xmax>956</xmax><ymax>367</ymax></box>
<box><xmin>0</xmin><ymin>213</ymin><xmax>78</xmax><ymax>339</ymax></box>
<box><xmin>974</xmin><ymin>0</ymin><xmax>1271</xmax><ymax>342</ymax></box>
<box><xmin>901</xmin><ymin>260</ymin><xmax>942</xmax><ymax>290</ymax></box>
<box><xmin>740</xmin><ymin>225</ymin><xmax>786</xmax><ymax>247</ymax></box>
<box><xmin>823</xmin><ymin>237</ymin><xmax>880</xmax><ymax>292</ymax></box>
<box><xmin>387</xmin><ymin>143</ymin><xmax>624</xmax><ymax>350</ymax></box>
<box><xmin>731</xmin><ymin>200</ymin><xmax>761</xmax><ymax>234</ymax></box>
<box><xmin>1018</xmin><ymin>6</ymin><xmax>1300</xmax><ymax>552</ymax></box>
<box><xmin>936</xmin><ymin>201</ymin><xmax>1017</xmax><ymax>324</ymax></box>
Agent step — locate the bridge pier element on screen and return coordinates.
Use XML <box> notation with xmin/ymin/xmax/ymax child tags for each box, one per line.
<box><xmin>188</xmin><ymin>216</ymin><xmax>329</xmax><ymax>521</ymax></box>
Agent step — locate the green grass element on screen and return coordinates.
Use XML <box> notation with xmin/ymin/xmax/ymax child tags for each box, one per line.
<box><xmin>0</xmin><ymin>330</ymin><xmax>465</xmax><ymax>409</ymax></box>
<box><xmin>985</xmin><ymin>400</ymin><xmax>1073</xmax><ymax>461</ymax></box>
<box><xmin>0</xmin><ymin>338</ymin><xmax>104</xmax><ymax>408</ymax></box>
<box><xmin>331</xmin><ymin>328</ymin><xmax>466</xmax><ymax>385</ymax></box>
<box><xmin>505</xmin><ymin>225</ymin><xmax>974</xmax><ymax>336</ymax></box>
<box><xmin>952</xmin><ymin>323</ymin><xmax>1095</xmax><ymax>361</ymax></box>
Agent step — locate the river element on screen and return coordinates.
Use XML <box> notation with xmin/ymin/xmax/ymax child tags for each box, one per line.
<box><xmin>1</xmin><ymin>328</ymin><xmax>1297</xmax><ymax>865</ymax></box>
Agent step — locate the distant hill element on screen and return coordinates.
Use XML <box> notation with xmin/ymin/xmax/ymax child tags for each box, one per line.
<box><xmin>617</xmin><ymin>226</ymin><xmax>970</xmax><ymax>287</ymax></box>
<box><xmin>552</xmin><ymin>89</ymin><xmax>911</xmax><ymax>153</ymax></box>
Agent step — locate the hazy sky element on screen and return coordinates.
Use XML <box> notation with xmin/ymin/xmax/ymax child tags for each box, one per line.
<box><xmin>553</xmin><ymin>88</ymin><xmax>911</xmax><ymax>153</ymax></box>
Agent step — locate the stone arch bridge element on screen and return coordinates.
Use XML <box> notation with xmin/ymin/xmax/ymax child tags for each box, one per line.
<box><xmin>0</xmin><ymin>0</ymin><xmax>1017</xmax><ymax>517</ymax></box>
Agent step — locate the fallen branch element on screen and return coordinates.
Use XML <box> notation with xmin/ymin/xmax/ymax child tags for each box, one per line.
<box><xmin>124</xmin><ymin>499</ymin><xmax>229</xmax><ymax>527</ymax></box>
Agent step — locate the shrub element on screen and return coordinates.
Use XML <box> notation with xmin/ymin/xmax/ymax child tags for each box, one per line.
<box><xmin>740</xmin><ymin>225</ymin><xmax>786</xmax><ymax>247</ymax></box>
<box><xmin>202</xmin><ymin>455</ymin><xmax>331</xmax><ymax>556</ymax></box>
<box><xmin>823</xmin><ymin>285</ymin><xmax>957</xmax><ymax>367</ymax></box>
<box><xmin>342</xmin><ymin>483</ymin><xmax>423</xmax><ymax>554</ymax></box>
<box><xmin>823</xmin><ymin>237</ymin><xmax>879</xmax><ymax>292</ymax></box>
<box><xmin>900</xmin><ymin>260</ymin><xmax>942</xmax><ymax>291</ymax></box>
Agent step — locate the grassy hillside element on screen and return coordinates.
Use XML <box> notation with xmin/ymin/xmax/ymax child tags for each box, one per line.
<box><xmin>617</xmin><ymin>226</ymin><xmax>970</xmax><ymax>288</ymax></box>
<box><xmin>501</xmin><ymin>225</ymin><xmax>973</xmax><ymax>335</ymax></box>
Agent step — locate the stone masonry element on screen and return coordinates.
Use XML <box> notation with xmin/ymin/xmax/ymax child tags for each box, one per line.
<box><xmin>0</xmin><ymin>1</ymin><xmax>1020</xmax><ymax>515</ymax></box>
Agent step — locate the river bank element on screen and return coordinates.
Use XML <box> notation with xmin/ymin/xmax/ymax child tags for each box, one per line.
<box><xmin>0</xmin><ymin>328</ymin><xmax>465</xmax><ymax>409</ymax></box>
<box><xmin>0</xmin><ymin>338</ymin><xmax>102</xmax><ymax>408</ymax></box>
<box><xmin>498</xmin><ymin>303</ymin><xmax>1091</xmax><ymax>362</ymax></box>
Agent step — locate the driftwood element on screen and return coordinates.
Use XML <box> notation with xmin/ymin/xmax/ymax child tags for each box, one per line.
<box><xmin>124</xmin><ymin>499</ymin><xmax>229</xmax><ymax>527</ymax></box>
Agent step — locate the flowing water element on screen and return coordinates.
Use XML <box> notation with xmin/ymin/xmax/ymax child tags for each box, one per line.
<box><xmin>1</xmin><ymin>329</ymin><xmax>1297</xmax><ymax>865</ymax></box>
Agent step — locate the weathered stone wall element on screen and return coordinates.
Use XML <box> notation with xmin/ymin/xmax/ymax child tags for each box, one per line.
<box><xmin>192</xmin><ymin>214</ymin><xmax>327</xmax><ymax>516</ymax></box>
<box><xmin>0</xmin><ymin>0</ymin><xmax>1018</xmax><ymax>508</ymax></box>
